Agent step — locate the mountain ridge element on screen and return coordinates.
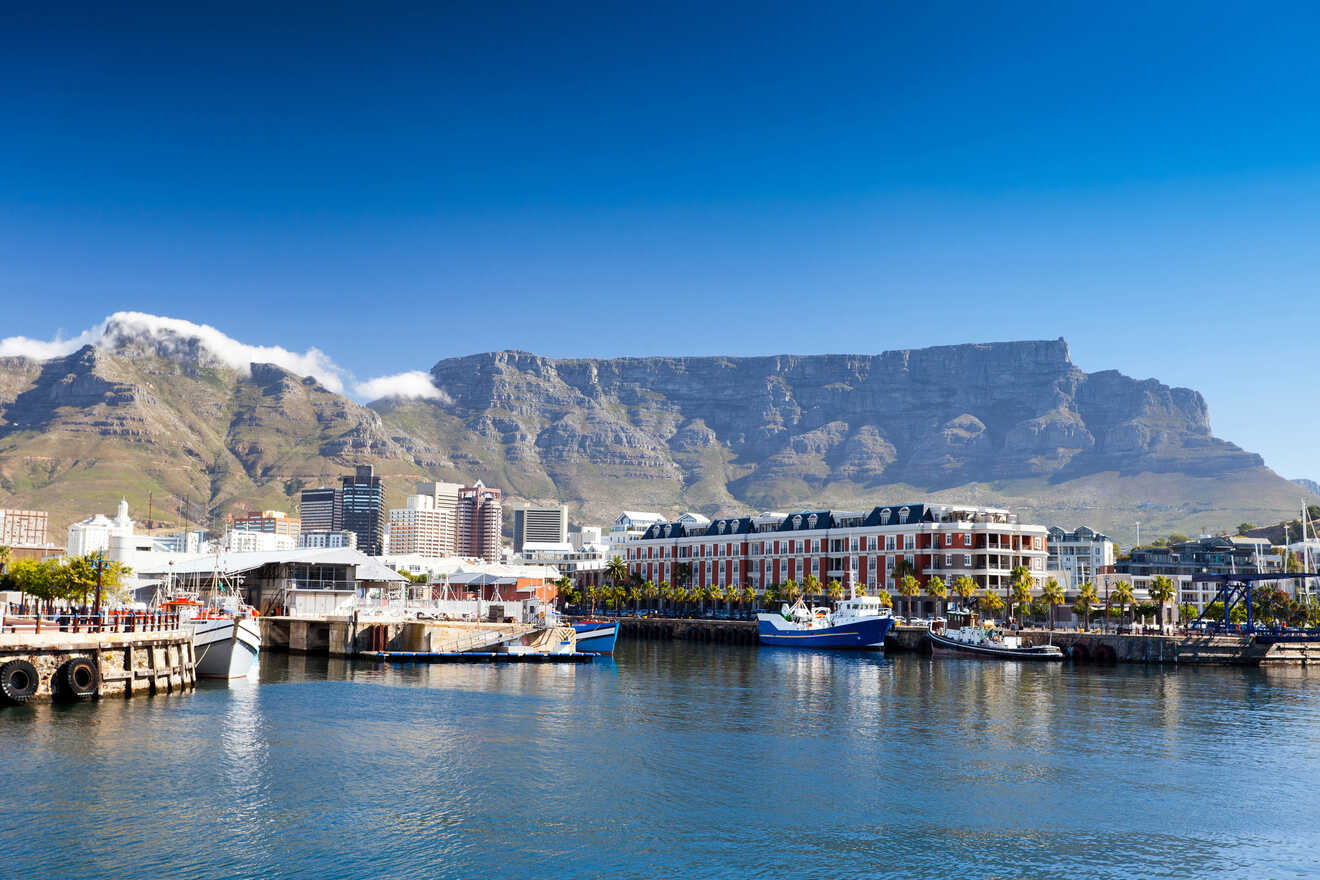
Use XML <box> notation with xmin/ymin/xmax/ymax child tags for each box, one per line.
<box><xmin>0</xmin><ymin>327</ymin><xmax>1311</xmax><ymax>545</ymax></box>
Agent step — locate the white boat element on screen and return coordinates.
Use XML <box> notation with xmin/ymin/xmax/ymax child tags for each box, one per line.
<box><xmin>757</xmin><ymin>594</ymin><xmax>894</xmax><ymax>648</ymax></box>
<box><xmin>160</xmin><ymin>598</ymin><xmax>262</xmax><ymax>679</ymax></box>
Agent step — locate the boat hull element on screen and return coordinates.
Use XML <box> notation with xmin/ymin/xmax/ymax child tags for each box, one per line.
<box><xmin>571</xmin><ymin>621</ymin><xmax>620</xmax><ymax>654</ymax></box>
<box><xmin>928</xmin><ymin>629</ymin><xmax>1063</xmax><ymax>661</ymax></box>
<box><xmin>191</xmin><ymin>617</ymin><xmax>262</xmax><ymax>679</ymax></box>
<box><xmin>756</xmin><ymin>614</ymin><xmax>893</xmax><ymax>648</ymax></box>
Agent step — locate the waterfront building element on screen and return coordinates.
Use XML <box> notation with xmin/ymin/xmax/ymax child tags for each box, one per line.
<box><xmin>609</xmin><ymin>511</ymin><xmax>665</xmax><ymax>548</ymax></box>
<box><xmin>387</xmin><ymin>495</ymin><xmax>452</xmax><ymax>557</ymax></box>
<box><xmin>624</xmin><ymin>503</ymin><xmax>1050</xmax><ymax>619</ymax></box>
<box><xmin>1114</xmin><ymin>534</ymin><xmax>1284</xmax><ymax>609</ymax></box>
<box><xmin>575</xmin><ymin>526</ymin><xmax>604</xmax><ymax>548</ymax></box>
<box><xmin>341</xmin><ymin>465</ymin><xmax>387</xmax><ymax>556</ymax></box>
<box><xmin>414</xmin><ymin>480</ymin><xmax>462</xmax><ymax>554</ymax></box>
<box><xmin>151</xmin><ymin>529</ymin><xmax>207</xmax><ymax>554</ymax></box>
<box><xmin>457</xmin><ymin>482</ymin><xmax>503</xmax><ymax>563</ymax></box>
<box><xmin>298</xmin><ymin>530</ymin><xmax>358</xmax><ymax>550</ymax></box>
<box><xmin>67</xmin><ymin>499</ymin><xmax>136</xmax><ymax>557</ymax></box>
<box><xmin>299</xmin><ymin>487</ymin><xmax>341</xmax><ymax>533</ymax></box>
<box><xmin>233</xmin><ymin>509</ymin><xmax>301</xmax><ymax>540</ymax></box>
<box><xmin>1046</xmin><ymin>526</ymin><xmax>1115</xmax><ymax>590</ymax></box>
<box><xmin>513</xmin><ymin>505</ymin><xmax>568</xmax><ymax>552</ymax></box>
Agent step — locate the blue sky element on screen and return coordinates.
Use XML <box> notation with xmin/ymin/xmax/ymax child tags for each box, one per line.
<box><xmin>2</xmin><ymin>2</ymin><xmax>1318</xmax><ymax>480</ymax></box>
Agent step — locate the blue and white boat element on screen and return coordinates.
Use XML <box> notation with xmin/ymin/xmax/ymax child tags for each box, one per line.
<box><xmin>571</xmin><ymin>620</ymin><xmax>620</xmax><ymax>654</ymax></box>
<box><xmin>757</xmin><ymin>594</ymin><xmax>893</xmax><ymax>648</ymax></box>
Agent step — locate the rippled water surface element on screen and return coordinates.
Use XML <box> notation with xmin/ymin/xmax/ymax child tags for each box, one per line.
<box><xmin>3</xmin><ymin>643</ymin><xmax>1320</xmax><ymax>879</ymax></box>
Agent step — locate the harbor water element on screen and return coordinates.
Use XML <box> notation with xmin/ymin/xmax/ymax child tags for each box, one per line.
<box><xmin>3</xmin><ymin>642</ymin><xmax>1320</xmax><ymax>879</ymax></box>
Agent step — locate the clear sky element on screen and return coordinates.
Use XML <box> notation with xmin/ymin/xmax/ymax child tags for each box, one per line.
<box><xmin>2</xmin><ymin>2</ymin><xmax>1318</xmax><ymax>480</ymax></box>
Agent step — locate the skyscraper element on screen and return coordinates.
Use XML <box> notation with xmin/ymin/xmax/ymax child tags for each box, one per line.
<box><xmin>414</xmin><ymin>480</ymin><xmax>461</xmax><ymax>554</ymax></box>
<box><xmin>513</xmin><ymin>505</ymin><xmax>568</xmax><ymax>552</ymax></box>
<box><xmin>299</xmin><ymin>487</ymin><xmax>341</xmax><ymax>533</ymax></box>
<box><xmin>340</xmin><ymin>465</ymin><xmax>387</xmax><ymax>556</ymax></box>
<box><xmin>457</xmin><ymin>482</ymin><xmax>503</xmax><ymax>563</ymax></box>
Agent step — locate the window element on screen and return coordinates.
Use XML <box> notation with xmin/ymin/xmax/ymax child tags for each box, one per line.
<box><xmin>904</xmin><ymin>554</ymin><xmax>914</xmax><ymax>567</ymax></box>
<box><xmin>905</xmin><ymin>535</ymin><xmax>915</xmax><ymax>550</ymax></box>
<box><xmin>964</xmin><ymin>554</ymin><xmax>972</xmax><ymax>566</ymax></box>
<box><xmin>886</xmin><ymin>536</ymin><xmax>896</xmax><ymax>551</ymax></box>
<box><xmin>945</xmin><ymin>554</ymin><xmax>953</xmax><ymax>566</ymax></box>
<box><xmin>1033</xmin><ymin>536</ymin><xmax>1042</xmax><ymax>550</ymax></box>
<box><xmin>963</xmin><ymin>534</ymin><xmax>972</xmax><ymax>547</ymax></box>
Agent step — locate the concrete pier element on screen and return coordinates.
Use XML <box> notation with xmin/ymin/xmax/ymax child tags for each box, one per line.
<box><xmin>260</xmin><ymin>615</ymin><xmax>545</xmax><ymax>657</ymax></box>
<box><xmin>0</xmin><ymin>631</ymin><xmax>196</xmax><ymax>702</ymax></box>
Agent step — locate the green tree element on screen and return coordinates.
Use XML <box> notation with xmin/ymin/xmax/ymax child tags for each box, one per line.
<box><xmin>1111</xmin><ymin>580</ymin><xmax>1136</xmax><ymax>630</ymax></box>
<box><xmin>803</xmin><ymin>573</ymin><xmax>822</xmax><ymax>601</ymax></box>
<box><xmin>951</xmin><ymin>575</ymin><xmax>976</xmax><ymax>612</ymax></box>
<box><xmin>1075</xmin><ymin>581</ymin><xmax>1099</xmax><ymax>630</ymax></box>
<box><xmin>5</xmin><ymin>559</ymin><xmax>58</xmax><ymax>611</ymax></box>
<box><xmin>826</xmin><ymin>578</ymin><xmax>845</xmax><ymax>604</ymax></box>
<box><xmin>1167</xmin><ymin>532</ymin><xmax>1189</xmax><ymax>545</ymax></box>
<box><xmin>723</xmin><ymin>582</ymin><xmax>740</xmax><ymax>613</ymax></box>
<box><xmin>1237</xmin><ymin>522</ymin><xmax>1257</xmax><ymax>535</ymax></box>
<box><xmin>1178</xmin><ymin>602</ymin><xmax>1199</xmax><ymax>625</ymax></box>
<box><xmin>979</xmin><ymin>589</ymin><xmax>1004</xmax><ymax>618</ymax></box>
<box><xmin>785</xmin><ymin>578</ymin><xmax>802</xmax><ymax>603</ymax></box>
<box><xmin>1041</xmin><ymin>578</ymin><xmax>1065</xmax><ymax>630</ymax></box>
<box><xmin>642</xmin><ymin>579</ymin><xmax>658</xmax><ymax>613</ymax></box>
<box><xmin>890</xmin><ymin>557</ymin><xmax>915</xmax><ymax>590</ymax></box>
<box><xmin>1008</xmin><ymin>565</ymin><xmax>1032</xmax><ymax>625</ymax></box>
<box><xmin>740</xmin><ymin>584</ymin><xmax>756</xmax><ymax>615</ymax></box>
<box><xmin>1147</xmin><ymin>575</ymin><xmax>1176</xmax><ymax>630</ymax></box>
<box><xmin>875</xmin><ymin>588</ymin><xmax>893</xmax><ymax>610</ymax></box>
<box><xmin>658</xmin><ymin>580</ymin><xmax>671</xmax><ymax>615</ymax></box>
<box><xmin>605</xmin><ymin>556</ymin><xmax>629</xmax><ymax>592</ymax></box>
<box><xmin>0</xmin><ymin>545</ymin><xmax>10</xmax><ymax>575</ymax></box>
<box><xmin>898</xmin><ymin>574</ymin><xmax>921</xmax><ymax>622</ymax></box>
<box><xmin>762</xmin><ymin>583</ymin><xmax>778</xmax><ymax>606</ymax></box>
<box><xmin>927</xmin><ymin>575</ymin><xmax>948</xmax><ymax>619</ymax></box>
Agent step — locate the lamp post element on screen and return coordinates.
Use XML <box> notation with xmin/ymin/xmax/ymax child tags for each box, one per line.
<box><xmin>93</xmin><ymin>549</ymin><xmax>105</xmax><ymax>631</ymax></box>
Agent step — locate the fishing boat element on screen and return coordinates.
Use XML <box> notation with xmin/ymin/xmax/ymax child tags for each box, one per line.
<box><xmin>928</xmin><ymin>612</ymin><xmax>1062</xmax><ymax>660</ymax></box>
<box><xmin>154</xmin><ymin>556</ymin><xmax>262</xmax><ymax>679</ymax></box>
<box><xmin>570</xmin><ymin>619</ymin><xmax>620</xmax><ymax>654</ymax></box>
<box><xmin>756</xmin><ymin>593</ymin><xmax>893</xmax><ymax>648</ymax></box>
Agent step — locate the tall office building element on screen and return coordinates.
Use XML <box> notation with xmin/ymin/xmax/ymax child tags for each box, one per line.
<box><xmin>414</xmin><ymin>480</ymin><xmax>461</xmax><ymax>554</ymax></box>
<box><xmin>299</xmin><ymin>488</ymin><xmax>341</xmax><ymax>533</ymax></box>
<box><xmin>340</xmin><ymin>465</ymin><xmax>387</xmax><ymax>556</ymax></box>
<box><xmin>233</xmin><ymin>510</ymin><xmax>301</xmax><ymax>539</ymax></box>
<box><xmin>457</xmin><ymin>482</ymin><xmax>503</xmax><ymax>563</ymax></box>
<box><xmin>513</xmin><ymin>505</ymin><xmax>568</xmax><ymax>552</ymax></box>
<box><xmin>388</xmin><ymin>495</ymin><xmax>452</xmax><ymax>557</ymax></box>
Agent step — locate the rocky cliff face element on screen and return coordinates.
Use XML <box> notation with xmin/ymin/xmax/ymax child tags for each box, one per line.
<box><xmin>383</xmin><ymin>340</ymin><xmax>1260</xmax><ymax>513</ymax></box>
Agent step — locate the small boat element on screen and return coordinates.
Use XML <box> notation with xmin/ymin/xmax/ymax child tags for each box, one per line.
<box><xmin>928</xmin><ymin>612</ymin><xmax>1063</xmax><ymax>661</ymax></box>
<box><xmin>570</xmin><ymin>619</ymin><xmax>620</xmax><ymax>654</ymax></box>
<box><xmin>757</xmin><ymin>594</ymin><xmax>893</xmax><ymax>648</ymax></box>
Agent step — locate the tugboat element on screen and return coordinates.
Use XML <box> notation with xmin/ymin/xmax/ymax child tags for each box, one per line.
<box><xmin>757</xmin><ymin>592</ymin><xmax>893</xmax><ymax>649</ymax></box>
<box><xmin>928</xmin><ymin>611</ymin><xmax>1063</xmax><ymax>661</ymax></box>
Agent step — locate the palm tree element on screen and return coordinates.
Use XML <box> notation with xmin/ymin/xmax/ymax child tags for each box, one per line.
<box><xmin>890</xmin><ymin>557</ymin><xmax>915</xmax><ymax>595</ymax></box>
<box><xmin>898</xmin><ymin>574</ymin><xmax>921</xmax><ymax>622</ymax></box>
<box><xmin>1010</xmin><ymin>574</ymin><xmax>1033</xmax><ymax>628</ymax></box>
<box><xmin>1041</xmin><ymin>578</ymin><xmax>1065</xmax><ymax>630</ymax></box>
<box><xmin>952</xmin><ymin>575</ymin><xmax>976</xmax><ymax>613</ymax></box>
<box><xmin>658</xmin><ymin>580</ymin><xmax>671</xmax><ymax>615</ymax></box>
<box><xmin>739</xmin><ymin>584</ymin><xmax>756</xmax><ymax>617</ymax></box>
<box><xmin>875</xmin><ymin>588</ymin><xmax>893</xmax><ymax>611</ymax></box>
<box><xmin>785</xmin><ymin>578</ymin><xmax>802</xmax><ymax>603</ymax></box>
<box><xmin>1075</xmin><ymin>581</ymin><xmax>1098</xmax><ymax>631</ymax></box>
<box><xmin>642</xmin><ymin>579</ymin><xmax>658</xmax><ymax>614</ymax></box>
<box><xmin>701</xmin><ymin>583</ymin><xmax>718</xmax><ymax>616</ymax></box>
<box><xmin>1148</xmin><ymin>575</ymin><xmax>1176</xmax><ymax>632</ymax></box>
<box><xmin>1111</xmin><ymin>580</ymin><xmax>1136</xmax><ymax>631</ymax></box>
<box><xmin>605</xmin><ymin>555</ymin><xmax>629</xmax><ymax>597</ymax></box>
<box><xmin>628</xmin><ymin>582</ymin><xmax>644</xmax><ymax>615</ymax></box>
<box><xmin>826</xmin><ymin>578</ymin><xmax>845</xmax><ymax>605</ymax></box>
<box><xmin>722</xmin><ymin>582</ymin><xmax>740</xmax><ymax>615</ymax></box>
<box><xmin>1009</xmin><ymin>565</ymin><xmax>1032</xmax><ymax>626</ymax></box>
<box><xmin>927</xmin><ymin>575</ymin><xmax>948</xmax><ymax>620</ymax></box>
<box><xmin>0</xmin><ymin>544</ymin><xmax>10</xmax><ymax>575</ymax></box>
<box><xmin>586</xmin><ymin>583</ymin><xmax>602</xmax><ymax>616</ymax></box>
<box><xmin>979</xmin><ymin>589</ymin><xmax>1005</xmax><ymax>620</ymax></box>
<box><xmin>762</xmin><ymin>583</ymin><xmax>778</xmax><ymax>606</ymax></box>
<box><xmin>803</xmin><ymin>573</ymin><xmax>822</xmax><ymax>602</ymax></box>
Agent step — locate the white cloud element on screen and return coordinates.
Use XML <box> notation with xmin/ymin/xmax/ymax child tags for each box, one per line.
<box><xmin>0</xmin><ymin>311</ymin><xmax>350</xmax><ymax>394</ymax></box>
<box><xmin>353</xmin><ymin>370</ymin><xmax>449</xmax><ymax>402</ymax></box>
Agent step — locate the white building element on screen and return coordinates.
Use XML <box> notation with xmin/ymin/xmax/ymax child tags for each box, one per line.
<box><xmin>67</xmin><ymin>499</ymin><xmax>136</xmax><ymax>557</ymax></box>
<box><xmin>414</xmin><ymin>480</ymin><xmax>462</xmax><ymax>554</ymax></box>
<box><xmin>299</xmin><ymin>530</ymin><xmax>357</xmax><ymax>550</ymax></box>
<box><xmin>1046</xmin><ymin>526</ymin><xmax>1115</xmax><ymax>590</ymax></box>
<box><xmin>609</xmin><ymin>511</ymin><xmax>666</xmax><ymax>548</ymax></box>
<box><xmin>513</xmin><ymin>505</ymin><xmax>568</xmax><ymax>552</ymax></box>
<box><xmin>222</xmin><ymin>529</ymin><xmax>296</xmax><ymax>553</ymax></box>
<box><xmin>388</xmin><ymin>495</ymin><xmax>452</xmax><ymax>557</ymax></box>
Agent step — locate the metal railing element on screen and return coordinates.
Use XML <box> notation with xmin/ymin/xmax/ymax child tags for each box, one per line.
<box><xmin>1</xmin><ymin>607</ymin><xmax>184</xmax><ymax>634</ymax></box>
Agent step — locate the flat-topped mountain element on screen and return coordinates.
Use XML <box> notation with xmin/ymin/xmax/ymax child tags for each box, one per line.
<box><xmin>0</xmin><ymin>325</ymin><xmax>1311</xmax><ymax>543</ymax></box>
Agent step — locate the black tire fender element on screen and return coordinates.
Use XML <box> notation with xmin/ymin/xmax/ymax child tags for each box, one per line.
<box><xmin>0</xmin><ymin>658</ymin><xmax>40</xmax><ymax>703</ymax></box>
<box><xmin>58</xmin><ymin>656</ymin><xmax>99</xmax><ymax>700</ymax></box>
